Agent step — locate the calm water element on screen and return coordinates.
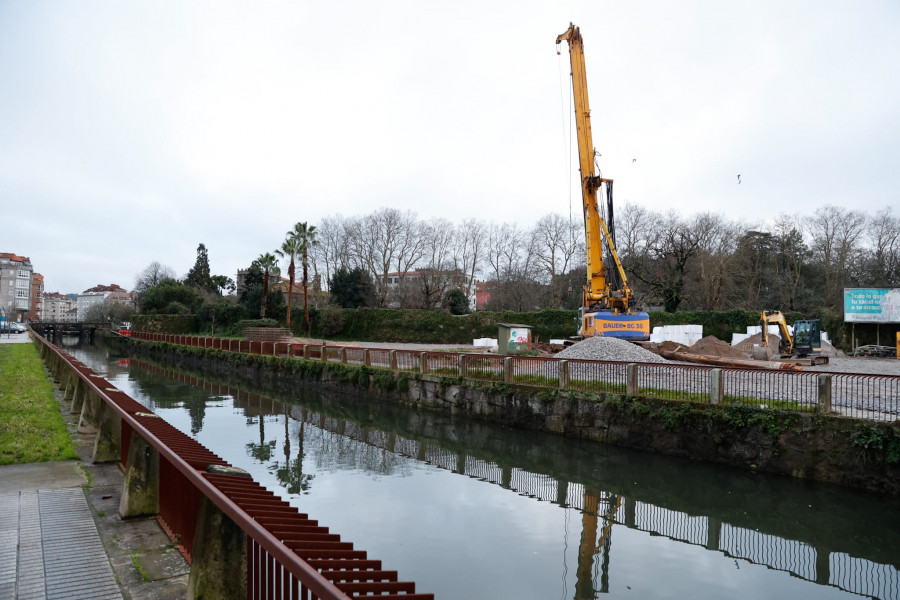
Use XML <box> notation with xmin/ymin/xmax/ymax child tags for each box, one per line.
<box><xmin>66</xmin><ymin>339</ymin><xmax>900</xmax><ymax>600</ymax></box>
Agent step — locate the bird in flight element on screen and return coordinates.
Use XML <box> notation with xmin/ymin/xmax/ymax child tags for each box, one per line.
<box><xmin>737</xmin><ymin>174</ymin><xmax>741</xmax><ymax>184</ymax></box>
<box><xmin>632</xmin><ymin>158</ymin><xmax>637</xmax><ymax>163</ymax></box>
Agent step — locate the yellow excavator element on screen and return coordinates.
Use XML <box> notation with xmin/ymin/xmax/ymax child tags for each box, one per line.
<box><xmin>557</xmin><ymin>24</ymin><xmax>650</xmax><ymax>341</ymax></box>
<box><xmin>753</xmin><ymin>310</ymin><xmax>827</xmax><ymax>363</ymax></box>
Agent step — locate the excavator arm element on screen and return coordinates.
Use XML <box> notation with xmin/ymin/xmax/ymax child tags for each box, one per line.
<box><xmin>557</xmin><ymin>24</ymin><xmax>647</xmax><ymax>339</ymax></box>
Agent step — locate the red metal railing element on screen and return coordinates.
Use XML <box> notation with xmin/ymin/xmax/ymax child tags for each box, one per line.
<box><xmin>36</xmin><ymin>334</ymin><xmax>433</xmax><ymax>600</ymax></box>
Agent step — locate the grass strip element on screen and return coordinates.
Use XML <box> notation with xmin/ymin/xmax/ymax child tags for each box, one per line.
<box><xmin>0</xmin><ymin>343</ymin><xmax>78</xmax><ymax>465</ymax></box>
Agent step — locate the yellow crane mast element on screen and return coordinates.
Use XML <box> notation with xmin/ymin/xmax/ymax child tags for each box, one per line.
<box><xmin>556</xmin><ymin>23</ymin><xmax>649</xmax><ymax>340</ymax></box>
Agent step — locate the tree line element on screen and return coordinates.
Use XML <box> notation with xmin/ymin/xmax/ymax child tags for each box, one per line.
<box><xmin>130</xmin><ymin>204</ymin><xmax>897</xmax><ymax>335</ymax></box>
<box><xmin>309</xmin><ymin>204</ymin><xmax>899</xmax><ymax>315</ymax></box>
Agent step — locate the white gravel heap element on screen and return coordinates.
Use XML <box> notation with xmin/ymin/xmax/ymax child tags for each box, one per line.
<box><xmin>556</xmin><ymin>337</ymin><xmax>669</xmax><ymax>363</ymax></box>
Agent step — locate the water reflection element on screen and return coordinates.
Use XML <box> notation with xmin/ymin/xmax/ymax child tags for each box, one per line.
<box><xmin>69</xmin><ymin>340</ymin><xmax>900</xmax><ymax>600</ymax></box>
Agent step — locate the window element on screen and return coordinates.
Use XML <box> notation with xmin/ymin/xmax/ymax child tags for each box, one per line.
<box><xmin>15</xmin><ymin>279</ymin><xmax>28</xmax><ymax>289</ymax></box>
<box><xmin>16</xmin><ymin>290</ymin><xmax>29</xmax><ymax>299</ymax></box>
<box><xmin>17</xmin><ymin>270</ymin><xmax>29</xmax><ymax>278</ymax></box>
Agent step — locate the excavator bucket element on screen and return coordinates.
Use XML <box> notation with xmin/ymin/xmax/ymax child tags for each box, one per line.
<box><xmin>751</xmin><ymin>344</ymin><xmax>772</xmax><ymax>361</ymax></box>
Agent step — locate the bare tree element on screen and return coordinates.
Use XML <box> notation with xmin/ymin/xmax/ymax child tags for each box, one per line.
<box><xmin>806</xmin><ymin>205</ymin><xmax>867</xmax><ymax>306</ymax></box>
<box><xmin>311</xmin><ymin>215</ymin><xmax>352</xmax><ymax>290</ymax></box>
<box><xmin>134</xmin><ymin>261</ymin><xmax>176</xmax><ymax>295</ymax></box>
<box><xmin>531</xmin><ymin>213</ymin><xmax>584</xmax><ymax>306</ymax></box>
<box><xmin>451</xmin><ymin>218</ymin><xmax>487</xmax><ymax>305</ymax></box>
<box><xmin>863</xmin><ymin>206</ymin><xmax>900</xmax><ymax>287</ymax></box>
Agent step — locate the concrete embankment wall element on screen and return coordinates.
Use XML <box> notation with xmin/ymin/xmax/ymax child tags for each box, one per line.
<box><xmin>116</xmin><ymin>337</ymin><xmax>900</xmax><ymax>495</ymax></box>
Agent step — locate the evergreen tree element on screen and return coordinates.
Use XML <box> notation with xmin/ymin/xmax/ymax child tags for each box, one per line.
<box><xmin>329</xmin><ymin>267</ymin><xmax>375</xmax><ymax>308</ymax></box>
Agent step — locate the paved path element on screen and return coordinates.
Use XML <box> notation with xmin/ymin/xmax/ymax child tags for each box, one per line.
<box><xmin>0</xmin><ymin>334</ymin><xmax>189</xmax><ymax>599</ymax></box>
<box><xmin>0</xmin><ymin>487</ymin><xmax>121</xmax><ymax>600</ymax></box>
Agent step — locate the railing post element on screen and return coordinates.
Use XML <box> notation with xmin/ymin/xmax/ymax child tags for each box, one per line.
<box><xmin>626</xmin><ymin>363</ymin><xmax>638</xmax><ymax>396</ymax></box>
<box><xmin>188</xmin><ymin>494</ymin><xmax>248</xmax><ymax>600</ymax></box>
<box><xmin>818</xmin><ymin>374</ymin><xmax>832</xmax><ymax>415</ymax></box>
<box><xmin>460</xmin><ymin>355</ymin><xmax>469</xmax><ymax>378</ymax></box>
<box><xmin>558</xmin><ymin>360</ymin><xmax>569</xmax><ymax>390</ymax></box>
<box><xmin>70</xmin><ymin>377</ymin><xmax>85</xmax><ymax>415</ymax></box>
<box><xmin>119</xmin><ymin>428</ymin><xmax>160</xmax><ymax>518</ymax></box>
<box><xmin>303</xmin><ymin>344</ymin><xmax>310</xmax><ymax>360</ymax></box>
<box><xmin>92</xmin><ymin>391</ymin><xmax>122</xmax><ymax>463</ymax></box>
<box><xmin>390</xmin><ymin>350</ymin><xmax>398</xmax><ymax>371</ymax></box>
<box><xmin>419</xmin><ymin>352</ymin><xmax>429</xmax><ymax>374</ymax></box>
<box><xmin>709</xmin><ymin>369</ymin><xmax>723</xmax><ymax>405</ymax></box>
<box><xmin>364</xmin><ymin>349</ymin><xmax>371</xmax><ymax>367</ymax></box>
<box><xmin>503</xmin><ymin>357</ymin><xmax>513</xmax><ymax>384</ymax></box>
<box><xmin>78</xmin><ymin>385</ymin><xmax>102</xmax><ymax>434</ymax></box>
<box><xmin>340</xmin><ymin>347</ymin><xmax>347</xmax><ymax>364</ymax></box>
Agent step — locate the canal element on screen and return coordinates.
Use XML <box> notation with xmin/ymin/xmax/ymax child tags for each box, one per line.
<box><xmin>66</xmin><ymin>339</ymin><xmax>899</xmax><ymax>599</ymax></box>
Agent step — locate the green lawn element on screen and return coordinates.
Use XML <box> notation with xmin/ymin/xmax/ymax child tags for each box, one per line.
<box><xmin>0</xmin><ymin>343</ymin><xmax>78</xmax><ymax>465</ymax></box>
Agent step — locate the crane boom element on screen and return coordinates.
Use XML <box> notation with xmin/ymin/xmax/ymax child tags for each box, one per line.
<box><xmin>557</xmin><ymin>24</ymin><xmax>649</xmax><ymax>340</ymax></box>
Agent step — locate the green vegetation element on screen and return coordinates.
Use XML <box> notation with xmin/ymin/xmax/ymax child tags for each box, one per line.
<box><xmin>0</xmin><ymin>344</ymin><xmax>78</xmax><ymax>465</ymax></box>
<box><xmin>131</xmin><ymin>554</ymin><xmax>151</xmax><ymax>582</ymax></box>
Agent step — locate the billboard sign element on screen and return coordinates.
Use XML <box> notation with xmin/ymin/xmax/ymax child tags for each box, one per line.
<box><xmin>844</xmin><ymin>288</ymin><xmax>900</xmax><ymax>323</ymax></box>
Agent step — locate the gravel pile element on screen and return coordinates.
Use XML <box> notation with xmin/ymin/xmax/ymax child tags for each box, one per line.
<box><xmin>556</xmin><ymin>337</ymin><xmax>669</xmax><ymax>363</ymax></box>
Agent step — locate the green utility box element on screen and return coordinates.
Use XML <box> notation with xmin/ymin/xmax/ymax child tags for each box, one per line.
<box><xmin>498</xmin><ymin>323</ymin><xmax>532</xmax><ymax>355</ymax></box>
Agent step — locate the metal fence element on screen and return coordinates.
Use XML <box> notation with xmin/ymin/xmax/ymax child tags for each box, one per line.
<box><xmin>37</xmin><ymin>334</ymin><xmax>433</xmax><ymax>600</ymax></box>
<box><xmin>130</xmin><ymin>332</ymin><xmax>900</xmax><ymax>421</ymax></box>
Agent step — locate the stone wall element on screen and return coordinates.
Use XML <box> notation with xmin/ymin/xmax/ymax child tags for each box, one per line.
<box><xmin>116</xmin><ymin>337</ymin><xmax>900</xmax><ymax>495</ymax></box>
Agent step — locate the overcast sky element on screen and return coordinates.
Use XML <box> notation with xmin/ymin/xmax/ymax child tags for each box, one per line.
<box><xmin>2</xmin><ymin>1</ymin><xmax>898</xmax><ymax>295</ymax></box>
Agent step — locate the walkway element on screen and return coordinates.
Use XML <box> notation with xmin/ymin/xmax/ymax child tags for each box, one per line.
<box><xmin>1</xmin><ymin>332</ymin><xmax>189</xmax><ymax>599</ymax></box>
<box><xmin>0</xmin><ymin>486</ymin><xmax>120</xmax><ymax>599</ymax></box>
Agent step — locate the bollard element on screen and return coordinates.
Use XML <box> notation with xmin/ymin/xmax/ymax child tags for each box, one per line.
<box><xmin>119</xmin><ymin>428</ymin><xmax>160</xmax><ymax>518</ymax></box>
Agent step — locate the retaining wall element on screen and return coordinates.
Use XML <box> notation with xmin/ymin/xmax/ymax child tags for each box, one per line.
<box><xmin>116</xmin><ymin>337</ymin><xmax>900</xmax><ymax>495</ymax></box>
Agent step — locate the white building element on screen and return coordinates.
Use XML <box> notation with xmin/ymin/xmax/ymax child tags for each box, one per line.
<box><xmin>42</xmin><ymin>292</ymin><xmax>78</xmax><ymax>322</ymax></box>
<box><xmin>77</xmin><ymin>284</ymin><xmax>130</xmax><ymax>320</ymax></box>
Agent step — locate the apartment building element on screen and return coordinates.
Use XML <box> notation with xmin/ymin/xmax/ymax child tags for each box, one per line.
<box><xmin>77</xmin><ymin>284</ymin><xmax>132</xmax><ymax>320</ymax></box>
<box><xmin>0</xmin><ymin>252</ymin><xmax>33</xmax><ymax>322</ymax></box>
<box><xmin>42</xmin><ymin>292</ymin><xmax>78</xmax><ymax>322</ymax></box>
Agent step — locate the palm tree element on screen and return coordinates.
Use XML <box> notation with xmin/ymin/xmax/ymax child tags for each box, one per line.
<box><xmin>289</xmin><ymin>222</ymin><xmax>319</xmax><ymax>336</ymax></box>
<box><xmin>255</xmin><ymin>253</ymin><xmax>279</xmax><ymax>319</ymax></box>
<box><xmin>276</xmin><ymin>235</ymin><xmax>303</xmax><ymax>328</ymax></box>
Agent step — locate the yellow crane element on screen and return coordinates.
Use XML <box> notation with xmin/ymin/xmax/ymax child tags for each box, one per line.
<box><xmin>556</xmin><ymin>24</ymin><xmax>649</xmax><ymax>340</ymax></box>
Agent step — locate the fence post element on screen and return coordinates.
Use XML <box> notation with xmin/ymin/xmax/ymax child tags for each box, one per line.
<box><xmin>120</xmin><ymin>429</ymin><xmax>160</xmax><ymax>518</ymax></box>
<box><xmin>70</xmin><ymin>377</ymin><xmax>85</xmax><ymax>415</ymax></box>
<box><xmin>390</xmin><ymin>350</ymin><xmax>398</xmax><ymax>371</ymax></box>
<box><xmin>558</xmin><ymin>360</ymin><xmax>569</xmax><ymax>390</ymax></box>
<box><xmin>364</xmin><ymin>349</ymin><xmax>371</xmax><ymax>367</ymax></box>
<box><xmin>709</xmin><ymin>369</ymin><xmax>723</xmax><ymax>405</ymax></box>
<box><xmin>818</xmin><ymin>374</ymin><xmax>832</xmax><ymax>415</ymax></box>
<box><xmin>504</xmin><ymin>357</ymin><xmax>513</xmax><ymax>384</ymax></box>
<box><xmin>303</xmin><ymin>344</ymin><xmax>310</xmax><ymax>360</ymax></box>
<box><xmin>92</xmin><ymin>393</ymin><xmax>122</xmax><ymax>463</ymax></box>
<box><xmin>460</xmin><ymin>354</ymin><xmax>469</xmax><ymax>378</ymax></box>
<box><xmin>187</xmin><ymin>494</ymin><xmax>248</xmax><ymax>600</ymax></box>
<box><xmin>626</xmin><ymin>363</ymin><xmax>638</xmax><ymax>396</ymax></box>
<box><xmin>419</xmin><ymin>352</ymin><xmax>429</xmax><ymax>375</ymax></box>
<box><xmin>340</xmin><ymin>347</ymin><xmax>347</xmax><ymax>363</ymax></box>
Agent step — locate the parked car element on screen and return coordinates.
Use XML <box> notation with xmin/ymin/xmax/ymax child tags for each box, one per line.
<box><xmin>1</xmin><ymin>322</ymin><xmax>23</xmax><ymax>334</ymax></box>
<box><xmin>12</xmin><ymin>323</ymin><xmax>27</xmax><ymax>333</ymax></box>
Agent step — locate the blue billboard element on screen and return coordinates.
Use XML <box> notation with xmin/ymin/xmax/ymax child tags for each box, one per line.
<box><xmin>844</xmin><ymin>288</ymin><xmax>900</xmax><ymax>323</ymax></box>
